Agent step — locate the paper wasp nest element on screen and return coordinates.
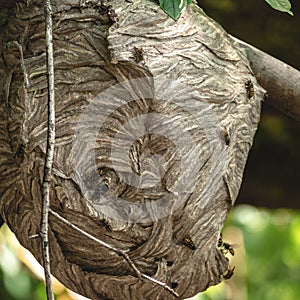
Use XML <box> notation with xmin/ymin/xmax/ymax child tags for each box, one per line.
<box><xmin>0</xmin><ymin>0</ymin><xmax>264</xmax><ymax>299</ymax></box>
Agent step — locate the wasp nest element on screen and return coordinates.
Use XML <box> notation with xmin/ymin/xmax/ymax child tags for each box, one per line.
<box><xmin>0</xmin><ymin>0</ymin><xmax>264</xmax><ymax>299</ymax></box>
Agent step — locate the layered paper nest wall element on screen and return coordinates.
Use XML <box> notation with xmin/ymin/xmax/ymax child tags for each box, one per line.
<box><xmin>0</xmin><ymin>1</ymin><xmax>265</xmax><ymax>299</ymax></box>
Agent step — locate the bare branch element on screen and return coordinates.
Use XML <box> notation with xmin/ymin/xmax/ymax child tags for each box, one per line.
<box><xmin>49</xmin><ymin>209</ymin><xmax>179</xmax><ymax>298</ymax></box>
<box><xmin>233</xmin><ymin>36</ymin><xmax>300</xmax><ymax>122</ymax></box>
<box><xmin>141</xmin><ymin>274</ymin><xmax>179</xmax><ymax>297</ymax></box>
<box><xmin>41</xmin><ymin>0</ymin><xmax>55</xmax><ymax>299</ymax></box>
<box><xmin>7</xmin><ymin>41</ymin><xmax>30</xmax><ymax>88</ymax></box>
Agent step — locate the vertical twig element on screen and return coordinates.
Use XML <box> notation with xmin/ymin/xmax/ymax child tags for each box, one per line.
<box><xmin>41</xmin><ymin>0</ymin><xmax>55</xmax><ymax>299</ymax></box>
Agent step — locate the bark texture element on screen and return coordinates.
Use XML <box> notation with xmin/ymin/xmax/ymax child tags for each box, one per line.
<box><xmin>0</xmin><ymin>1</ymin><xmax>265</xmax><ymax>299</ymax></box>
<box><xmin>234</xmin><ymin>37</ymin><xmax>300</xmax><ymax>122</ymax></box>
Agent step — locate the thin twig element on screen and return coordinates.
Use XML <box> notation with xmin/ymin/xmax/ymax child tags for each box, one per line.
<box><xmin>29</xmin><ymin>234</ymin><xmax>40</xmax><ymax>239</ymax></box>
<box><xmin>142</xmin><ymin>273</ymin><xmax>179</xmax><ymax>297</ymax></box>
<box><xmin>41</xmin><ymin>1</ymin><xmax>55</xmax><ymax>300</ymax></box>
<box><xmin>8</xmin><ymin>41</ymin><xmax>31</xmax><ymax>88</ymax></box>
<box><xmin>49</xmin><ymin>208</ymin><xmax>179</xmax><ymax>298</ymax></box>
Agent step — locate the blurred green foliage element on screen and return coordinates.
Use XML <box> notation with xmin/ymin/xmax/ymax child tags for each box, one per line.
<box><xmin>187</xmin><ymin>206</ymin><xmax>300</xmax><ymax>300</ymax></box>
<box><xmin>0</xmin><ymin>225</ymin><xmax>49</xmax><ymax>300</ymax></box>
<box><xmin>234</xmin><ymin>207</ymin><xmax>300</xmax><ymax>300</ymax></box>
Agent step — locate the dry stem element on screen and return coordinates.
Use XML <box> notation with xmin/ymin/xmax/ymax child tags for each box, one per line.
<box><xmin>41</xmin><ymin>0</ymin><xmax>55</xmax><ymax>299</ymax></box>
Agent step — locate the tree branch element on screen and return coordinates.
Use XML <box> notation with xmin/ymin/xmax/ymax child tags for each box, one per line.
<box><xmin>233</xmin><ymin>36</ymin><xmax>300</xmax><ymax>122</ymax></box>
<box><xmin>41</xmin><ymin>0</ymin><xmax>55</xmax><ymax>299</ymax></box>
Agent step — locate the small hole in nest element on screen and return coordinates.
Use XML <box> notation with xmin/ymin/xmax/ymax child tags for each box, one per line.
<box><xmin>171</xmin><ymin>282</ymin><xmax>178</xmax><ymax>289</ymax></box>
<box><xmin>166</xmin><ymin>261</ymin><xmax>174</xmax><ymax>267</ymax></box>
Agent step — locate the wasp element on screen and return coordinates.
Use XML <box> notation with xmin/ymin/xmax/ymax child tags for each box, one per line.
<box><xmin>181</xmin><ymin>236</ymin><xmax>196</xmax><ymax>250</ymax></box>
<box><xmin>107</xmin><ymin>5</ymin><xmax>118</xmax><ymax>23</ymax></box>
<box><xmin>98</xmin><ymin>167</ymin><xmax>112</xmax><ymax>178</ymax></box>
<box><xmin>218</xmin><ymin>236</ymin><xmax>223</xmax><ymax>248</ymax></box>
<box><xmin>14</xmin><ymin>143</ymin><xmax>25</xmax><ymax>160</ymax></box>
<box><xmin>98</xmin><ymin>167</ymin><xmax>107</xmax><ymax>176</ymax></box>
<box><xmin>0</xmin><ymin>215</ymin><xmax>4</xmax><ymax>228</ymax></box>
<box><xmin>225</xmin><ymin>242</ymin><xmax>235</xmax><ymax>256</ymax></box>
<box><xmin>171</xmin><ymin>282</ymin><xmax>178</xmax><ymax>289</ymax></box>
<box><xmin>223</xmin><ymin>129</ymin><xmax>230</xmax><ymax>146</ymax></box>
<box><xmin>133</xmin><ymin>47</ymin><xmax>144</xmax><ymax>63</ymax></box>
<box><xmin>223</xmin><ymin>242</ymin><xmax>235</xmax><ymax>256</ymax></box>
<box><xmin>102</xmin><ymin>218</ymin><xmax>112</xmax><ymax>231</ymax></box>
<box><xmin>166</xmin><ymin>260</ymin><xmax>174</xmax><ymax>267</ymax></box>
<box><xmin>218</xmin><ymin>235</ymin><xmax>235</xmax><ymax>256</ymax></box>
<box><xmin>223</xmin><ymin>266</ymin><xmax>235</xmax><ymax>280</ymax></box>
<box><xmin>245</xmin><ymin>79</ymin><xmax>254</xmax><ymax>98</ymax></box>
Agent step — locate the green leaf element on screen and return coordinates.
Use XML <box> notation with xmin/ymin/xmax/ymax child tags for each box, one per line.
<box><xmin>159</xmin><ymin>0</ymin><xmax>189</xmax><ymax>20</ymax></box>
<box><xmin>265</xmin><ymin>0</ymin><xmax>293</xmax><ymax>15</ymax></box>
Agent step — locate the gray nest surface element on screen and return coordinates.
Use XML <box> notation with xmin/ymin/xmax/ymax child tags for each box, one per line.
<box><xmin>0</xmin><ymin>0</ymin><xmax>265</xmax><ymax>299</ymax></box>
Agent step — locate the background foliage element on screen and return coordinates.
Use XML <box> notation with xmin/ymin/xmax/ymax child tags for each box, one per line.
<box><xmin>159</xmin><ymin>0</ymin><xmax>293</xmax><ymax>19</ymax></box>
<box><xmin>188</xmin><ymin>207</ymin><xmax>300</xmax><ymax>300</ymax></box>
<box><xmin>0</xmin><ymin>0</ymin><xmax>300</xmax><ymax>299</ymax></box>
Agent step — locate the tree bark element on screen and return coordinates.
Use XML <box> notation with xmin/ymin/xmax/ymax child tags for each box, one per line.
<box><xmin>0</xmin><ymin>1</ymin><xmax>269</xmax><ymax>299</ymax></box>
<box><xmin>234</xmin><ymin>37</ymin><xmax>300</xmax><ymax>122</ymax></box>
